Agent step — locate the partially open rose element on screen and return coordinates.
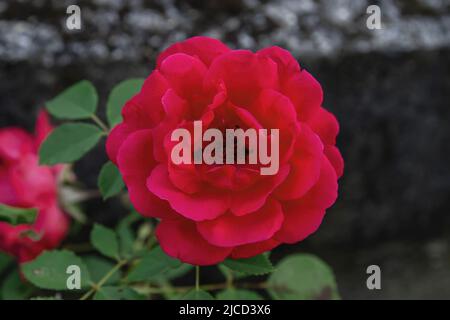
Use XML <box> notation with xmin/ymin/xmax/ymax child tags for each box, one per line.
<box><xmin>0</xmin><ymin>111</ymin><xmax>69</xmax><ymax>263</ymax></box>
<box><xmin>107</xmin><ymin>37</ymin><xmax>343</xmax><ymax>265</ymax></box>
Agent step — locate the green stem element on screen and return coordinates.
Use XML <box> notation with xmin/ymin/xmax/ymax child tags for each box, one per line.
<box><xmin>80</xmin><ymin>260</ymin><xmax>127</xmax><ymax>300</ymax></box>
<box><xmin>195</xmin><ymin>266</ymin><xmax>200</xmax><ymax>291</ymax></box>
<box><xmin>131</xmin><ymin>281</ymin><xmax>270</xmax><ymax>295</ymax></box>
<box><xmin>226</xmin><ymin>270</ymin><xmax>234</xmax><ymax>289</ymax></box>
<box><xmin>91</xmin><ymin>114</ymin><xmax>109</xmax><ymax>133</ymax></box>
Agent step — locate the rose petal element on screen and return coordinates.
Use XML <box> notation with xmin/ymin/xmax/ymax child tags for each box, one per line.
<box><xmin>232</xmin><ymin>105</ymin><xmax>263</xmax><ymax>130</ymax></box>
<box><xmin>106</xmin><ymin>123</ymin><xmax>133</xmax><ymax>165</ymax></box>
<box><xmin>151</xmin><ymin>89</ymin><xmax>188</xmax><ymax>162</ymax></box>
<box><xmin>250</xmin><ymin>89</ymin><xmax>297</xmax><ymax>129</ymax></box>
<box><xmin>34</xmin><ymin>110</ymin><xmax>52</xmax><ymax>148</ymax></box>
<box><xmin>161</xmin><ymin>89</ymin><xmax>188</xmax><ymax>119</ymax></box>
<box><xmin>259</xmin><ymin>47</ymin><xmax>322</xmax><ymax>122</ymax></box>
<box><xmin>275</xmin><ymin>124</ymin><xmax>323</xmax><ymax>200</ymax></box>
<box><xmin>159</xmin><ymin>53</ymin><xmax>207</xmax><ymax>100</ymax></box>
<box><xmin>258</xmin><ymin>46</ymin><xmax>301</xmax><ymax>81</ymax></box>
<box><xmin>205</xmin><ymin>50</ymin><xmax>278</xmax><ymax>105</ymax></box>
<box><xmin>231</xmin><ymin>238</ymin><xmax>280</xmax><ymax>259</ymax></box>
<box><xmin>0</xmin><ymin>166</ymin><xmax>18</xmax><ymax>205</ymax></box>
<box><xmin>147</xmin><ymin>164</ymin><xmax>229</xmax><ymax>221</ymax></box>
<box><xmin>307</xmin><ymin>107</ymin><xmax>339</xmax><ymax>146</ymax></box>
<box><xmin>117</xmin><ymin>130</ymin><xmax>174</xmax><ymax>218</ymax></box>
<box><xmin>275</xmin><ymin>156</ymin><xmax>338</xmax><ymax>243</ymax></box>
<box><xmin>230</xmin><ymin>165</ymin><xmax>289</xmax><ymax>216</ymax></box>
<box><xmin>9</xmin><ymin>154</ymin><xmax>56</xmax><ymax>206</ymax></box>
<box><xmin>197</xmin><ymin>198</ymin><xmax>284</xmax><ymax>247</ymax></box>
<box><xmin>0</xmin><ymin>223</ymin><xmax>41</xmax><ymax>263</ymax></box>
<box><xmin>250</xmin><ymin>89</ymin><xmax>300</xmax><ymax>163</ymax></box>
<box><xmin>0</xmin><ymin>128</ymin><xmax>34</xmax><ymax>162</ymax></box>
<box><xmin>156</xmin><ymin>218</ymin><xmax>232</xmax><ymax>265</ymax></box>
<box><xmin>168</xmin><ymin>161</ymin><xmax>202</xmax><ymax>195</ymax></box>
<box><xmin>0</xmin><ymin>202</ymin><xmax>69</xmax><ymax>263</ymax></box>
<box><xmin>283</xmin><ymin>70</ymin><xmax>323</xmax><ymax>121</ymax></box>
<box><xmin>200</xmin><ymin>165</ymin><xmax>261</xmax><ymax>191</ymax></box>
<box><xmin>156</xmin><ymin>36</ymin><xmax>230</xmax><ymax>68</ymax></box>
<box><xmin>324</xmin><ymin>145</ymin><xmax>344</xmax><ymax>178</ymax></box>
<box><xmin>122</xmin><ymin>71</ymin><xmax>169</xmax><ymax>130</ymax></box>
<box><xmin>34</xmin><ymin>203</ymin><xmax>69</xmax><ymax>248</ymax></box>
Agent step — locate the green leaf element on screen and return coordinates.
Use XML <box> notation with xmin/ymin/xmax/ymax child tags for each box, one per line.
<box><xmin>106</xmin><ymin>78</ymin><xmax>144</xmax><ymax>127</ymax></box>
<box><xmin>159</xmin><ymin>263</ymin><xmax>193</xmax><ymax>281</ymax></box>
<box><xmin>268</xmin><ymin>254</ymin><xmax>339</xmax><ymax>300</ymax></box>
<box><xmin>0</xmin><ymin>204</ymin><xmax>37</xmax><ymax>225</ymax></box>
<box><xmin>19</xmin><ymin>229</ymin><xmax>43</xmax><ymax>242</ymax></box>
<box><xmin>46</xmin><ymin>80</ymin><xmax>98</xmax><ymax>120</ymax></box>
<box><xmin>21</xmin><ymin>250</ymin><xmax>91</xmax><ymax>290</ymax></box>
<box><xmin>83</xmin><ymin>256</ymin><xmax>121</xmax><ymax>285</ymax></box>
<box><xmin>39</xmin><ymin>123</ymin><xmax>103</xmax><ymax>165</ymax></box>
<box><xmin>216</xmin><ymin>289</ymin><xmax>263</xmax><ymax>300</ymax></box>
<box><xmin>98</xmin><ymin>161</ymin><xmax>125</xmax><ymax>200</ymax></box>
<box><xmin>222</xmin><ymin>254</ymin><xmax>274</xmax><ymax>276</ymax></box>
<box><xmin>127</xmin><ymin>246</ymin><xmax>181</xmax><ymax>282</ymax></box>
<box><xmin>116</xmin><ymin>214</ymin><xmax>139</xmax><ymax>259</ymax></box>
<box><xmin>181</xmin><ymin>289</ymin><xmax>214</xmax><ymax>300</ymax></box>
<box><xmin>94</xmin><ymin>286</ymin><xmax>144</xmax><ymax>300</ymax></box>
<box><xmin>218</xmin><ymin>264</ymin><xmax>248</xmax><ymax>281</ymax></box>
<box><xmin>90</xmin><ymin>224</ymin><xmax>120</xmax><ymax>260</ymax></box>
<box><xmin>1</xmin><ymin>270</ymin><xmax>33</xmax><ymax>300</ymax></box>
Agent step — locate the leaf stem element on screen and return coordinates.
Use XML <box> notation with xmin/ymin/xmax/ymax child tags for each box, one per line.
<box><xmin>226</xmin><ymin>270</ymin><xmax>234</xmax><ymax>289</ymax></box>
<box><xmin>80</xmin><ymin>259</ymin><xmax>127</xmax><ymax>300</ymax></box>
<box><xmin>131</xmin><ymin>281</ymin><xmax>270</xmax><ymax>295</ymax></box>
<box><xmin>91</xmin><ymin>114</ymin><xmax>110</xmax><ymax>133</ymax></box>
<box><xmin>195</xmin><ymin>266</ymin><xmax>200</xmax><ymax>291</ymax></box>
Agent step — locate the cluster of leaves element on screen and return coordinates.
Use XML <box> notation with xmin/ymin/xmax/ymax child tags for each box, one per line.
<box><xmin>39</xmin><ymin>79</ymin><xmax>144</xmax><ymax>199</ymax></box>
<box><xmin>0</xmin><ymin>242</ymin><xmax>339</xmax><ymax>300</ymax></box>
<box><xmin>0</xmin><ymin>80</ymin><xmax>339</xmax><ymax>300</ymax></box>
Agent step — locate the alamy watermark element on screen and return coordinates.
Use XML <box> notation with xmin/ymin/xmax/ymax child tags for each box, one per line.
<box><xmin>170</xmin><ymin>121</ymin><xmax>280</xmax><ymax>176</ymax></box>
<box><xmin>366</xmin><ymin>5</ymin><xmax>382</xmax><ymax>30</ymax></box>
<box><xmin>66</xmin><ymin>265</ymin><xmax>81</xmax><ymax>290</ymax></box>
<box><xmin>66</xmin><ymin>5</ymin><xmax>81</xmax><ymax>30</ymax></box>
<box><xmin>366</xmin><ymin>265</ymin><xmax>381</xmax><ymax>290</ymax></box>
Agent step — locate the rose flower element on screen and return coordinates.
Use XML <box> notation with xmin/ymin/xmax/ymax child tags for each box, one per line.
<box><xmin>107</xmin><ymin>37</ymin><xmax>343</xmax><ymax>265</ymax></box>
<box><xmin>0</xmin><ymin>111</ymin><xmax>69</xmax><ymax>263</ymax></box>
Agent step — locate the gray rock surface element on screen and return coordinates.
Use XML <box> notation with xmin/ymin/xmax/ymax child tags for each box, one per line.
<box><xmin>0</xmin><ymin>0</ymin><xmax>449</xmax><ymax>65</ymax></box>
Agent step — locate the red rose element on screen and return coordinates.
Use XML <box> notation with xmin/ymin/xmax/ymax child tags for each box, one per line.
<box><xmin>0</xmin><ymin>111</ymin><xmax>69</xmax><ymax>263</ymax></box>
<box><xmin>107</xmin><ymin>37</ymin><xmax>343</xmax><ymax>265</ymax></box>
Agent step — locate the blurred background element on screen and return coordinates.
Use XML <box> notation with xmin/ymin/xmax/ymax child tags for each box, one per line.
<box><xmin>1</xmin><ymin>0</ymin><xmax>449</xmax><ymax>299</ymax></box>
